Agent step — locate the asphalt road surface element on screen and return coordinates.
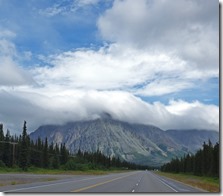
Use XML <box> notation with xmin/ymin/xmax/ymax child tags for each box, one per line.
<box><xmin>1</xmin><ymin>171</ymin><xmax>205</xmax><ymax>193</ymax></box>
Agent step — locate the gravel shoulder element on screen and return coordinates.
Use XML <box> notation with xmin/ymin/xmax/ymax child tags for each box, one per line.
<box><xmin>0</xmin><ymin>173</ymin><xmax>74</xmax><ymax>187</ymax></box>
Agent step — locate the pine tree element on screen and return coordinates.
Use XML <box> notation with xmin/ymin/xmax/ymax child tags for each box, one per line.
<box><xmin>60</xmin><ymin>143</ymin><xmax>69</xmax><ymax>165</ymax></box>
<box><xmin>0</xmin><ymin>124</ymin><xmax>4</xmax><ymax>161</ymax></box>
<box><xmin>43</xmin><ymin>137</ymin><xmax>49</xmax><ymax>168</ymax></box>
<box><xmin>201</xmin><ymin>141</ymin><xmax>213</xmax><ymax>176</ymax></box>
<box><xmin>77</xmin><ymin>149</ymin><xmax>82</xmax><ymax>157</ymax></box>
<box><xmin>29</xmin><ymin>140</ymin><xmax>38</xmax><ymax>167</ymax></box>
<box><xmin>52</xmin><ymin>143</ymin><xmax>60</xmax><ymax>169</ymax></box>
<box><xmin>212</xmin><ymin>142</ymin><xmax>219</xmax><ymax>177</ymax></box>
<box><xmin>19</xmin><ymin>121</ymin><xmax>29</xmax><ymax>170</ymax></box>
<box><xmin>37</xmin><ymin>137</ymin><xmax>43</xmax><ymax>167</ymax></box>
<box><xmin>52</xmin><ymin>154</ymin><xmax>60</xmax><ymax>169</ymax></box>
<box><xmin>161</xmin><ymin>141</ymin><xmax>219</xmax><ymax>178</ymax></box>
<box><xmin>3</xmin><ymin>130</ymin><xmax>12</xmax><ymax>167</ymax></box>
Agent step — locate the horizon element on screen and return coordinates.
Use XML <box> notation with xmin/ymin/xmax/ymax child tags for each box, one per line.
<box><xmin>0</xmin><ymin>0</ymin><xmax>219</xmax><ymax>134</ymax></box>
<box><xmin>0</xmin><ymin>116</ymin><xmax>219</xmax><ymax>135</ymax></box>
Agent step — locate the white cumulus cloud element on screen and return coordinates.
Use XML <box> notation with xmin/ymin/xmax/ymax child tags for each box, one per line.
<box><xmin>0</xmin><ymin>89</ymin><xmax>219</xmax><ymax>134</ymax></box>
<box><xmin>98</xmin><ymin>0</ymin><xmax>218</xmax><ymax>75</ymax></box>
<box><xmin>32</xmin><ymin>43</ymin><xmax>203</xmax><ymax>96</ymax></box>
<box><xmin>0</xmin><ymin>0</ymin><xmax>219</xmax><ymax>134</ymax></box>
<box><xmin>0</xmin><ymin>30</ymin><xmax>34</xmax><ymax>86</ymax></box>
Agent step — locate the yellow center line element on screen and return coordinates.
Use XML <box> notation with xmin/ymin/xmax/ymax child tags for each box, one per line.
<box><xmin>71</xmin><ymin>172</ymin><xmax>138</xmax><ymax>192</ymax></box>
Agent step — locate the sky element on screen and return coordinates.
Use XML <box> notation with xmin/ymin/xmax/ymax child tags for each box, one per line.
<box><xmin>0</xmin><ymin>0</ymin><xmax>219</xmax><ymax>134</ymax></box>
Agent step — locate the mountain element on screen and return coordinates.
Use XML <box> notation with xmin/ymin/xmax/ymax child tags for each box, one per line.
<box><xmin>166</xmin><ymin>129</ymin><xmax>219</xmax><ymax>152</ymax></box>
<box><xmin>30</xmin><ymin>118</ymin><xmax>218</xmax><ymax>166</ymax></box>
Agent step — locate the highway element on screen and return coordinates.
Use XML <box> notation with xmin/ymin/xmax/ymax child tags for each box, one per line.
<box><xmin>1</xmin><ymin>171</ymin><xmax>205</xmax><ymax>193</ymax></box>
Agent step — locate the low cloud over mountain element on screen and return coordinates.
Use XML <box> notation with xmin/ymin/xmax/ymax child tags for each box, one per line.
<box><xmin>30</xmin><ymin>118</ymin><xmax>219</xmax><ymax>166</ymax></box>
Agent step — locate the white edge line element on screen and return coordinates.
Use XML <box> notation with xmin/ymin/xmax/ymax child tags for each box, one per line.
<box><xmin>155</xmin><ymin>173</ymin><xmax>207</xmax><ymax>192</ymax></box>
<box><xmin>5</xmin><ymin>175</ymin><xmax>117</xmax><ymax>192</ymax></box>
<box><xmin>149</xmin><ymin>172</ymin><xmax>178</xmax><ymax>192</ymax></box>
<box><xmin>6</xmin><ymin>171</ymin><xmax>140</xmax><ymax>192</ymax></box>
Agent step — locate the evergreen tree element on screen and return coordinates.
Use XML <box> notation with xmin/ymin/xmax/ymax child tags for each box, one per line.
<box><xmin>161</xmin><ymin>141</ymin><xmax>219</xmax><ymax>178</ymax></box>
<box><xmin>37</xmin><ymin>137</ymin><xmax>43</xmax><ymax>167</ymax></box>
<box><xmin>0</xmin><ymin>124</ymin><xmax>4</xmax><ymax>161</ymax></box>
<box><xmin>52</xmin><ymin>143</ymin><xmax>60</xmax><ymax>169</ymax></box>
<box><xmin>3</xmin><ymin>130</ymin><xmax>12</xmax><ymax>167</ymax></box>
<box><xmin>212</xmin><ymin>142</ymin><xmax>219</xmax><ymax>177</ymax></box>
<box><xmin>19</xmin><ymin>121</ymin><xmax>30</xmax><ymax>170</ymax></box>
<box><xmin>77</xmin><ymin>149</ymin><xmax>82</xmax><ymax>157</ymax></box>
<box><xmin>29</xmin><ymin>140</ymin><xmax>39</xmax><ymax>167</ymax></box>
<box><xmin>43</xmin><ymin>137</ymin><xmax>49</xmax><ymax>168</ymax></box>
<box><xmin>52</xmin><ymin>154</ymin><xmax>60</xmax><ymax>169</ymax></box>
<box><xmin>0</xmin><ymin>122</ymin><xmax>152</xmax><ymax>171</ymax></box>
<box><xmin>60</xmin><ymin>143</ymin><xmax>68</xmax><ymax>165</ymax></box>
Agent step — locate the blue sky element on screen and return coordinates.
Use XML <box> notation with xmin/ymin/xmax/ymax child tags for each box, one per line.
<box><xmin>0</xmin><ymin>0</ymin><xmax>109</xmax><ymax>54</ymax></box>
<box><xmin>0</xmin><ymin>0</ymin><xmax>219</xmax><ymax>133</ymax></box>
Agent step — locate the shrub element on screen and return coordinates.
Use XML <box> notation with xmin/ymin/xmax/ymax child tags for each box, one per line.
<box><xmin>0</xmin><ymin>160</ymin><xmax>6</xmax><ymax>168</ymax></box>
<box><xmin>64</xmin><ymin>160</ymin><xmax>90</xmax><ymax>171</ymax></box>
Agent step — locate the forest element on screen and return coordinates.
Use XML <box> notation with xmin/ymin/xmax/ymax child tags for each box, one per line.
<box><xmin>161</xmin><ymin>140</ymin><xmax>219</xmax><ymax>177</ymax></box>
<box><xmin>0</xmin><ymin>121</ymin><xmax>151</xmax><ymax>171</ymax></box>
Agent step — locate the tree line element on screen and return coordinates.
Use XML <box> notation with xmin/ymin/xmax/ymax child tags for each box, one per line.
<box><xmin>161</xmin><ymin>140</ymin><xmax>219</xmax><ymax>177</ymax></box>
<box><xmin>0</xmin><ymin>121</ymin><xmax>69</xmax><ymax>170</ymax></box>
<box><xmin>0</xmin><ymin>121</ymin><xmax>151</xmax><ymax>171</ymax></box>
<box><xmin>65</xmin><ymin>149</ymin><xmax>154</xmax><ymax>171</ymax></box>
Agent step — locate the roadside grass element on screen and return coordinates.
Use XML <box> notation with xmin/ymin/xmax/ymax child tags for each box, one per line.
<box><xmin>44</xmin><ymin>178</ymin><xmax>58</xmax><ymax>182</ymax></box>
<box><xmin>10</xmin><ymin>181</ymin><xmax>17</xmax><ymax>185</ymax></box>
<box><xmin>0</xmin><ymin>180</ymin><xmax>28</xmax><ymax>187</ymax></box>
<box><xmin>156</xmin><ymin>171</ymin><xmax>220</xmax><ymax>192</ymax></box>
<box><xmin>0</xmin><ymin>167</ymin><xmax>131</xmax><ymax>187</ymax></box>
<box><xmin>27</xmin><ymin>167</ymin><xmax>130</xmax><ymax>175</ymax></box>
<box><xmin>0</xmin><ymin>167</ymin><xmax>24</xmax><ymax>173</ymax></box>
<box><xmin>27</xmin><ymin>168</ymin><xmax>111</xmax><ymax>175</ymax></box>
<box><xmin>0</xmin><ymin>166</ymin><xmax>130</xmax><ymax>175</ymax></box>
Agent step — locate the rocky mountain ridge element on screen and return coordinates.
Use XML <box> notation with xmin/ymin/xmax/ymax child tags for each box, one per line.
<box><xmin>30</xmin><ymin>118</ymin><xmax>218</xmax><ymax>166</ymax></box>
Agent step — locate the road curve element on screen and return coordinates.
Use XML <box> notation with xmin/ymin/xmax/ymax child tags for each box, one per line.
<box><xmin>2</xmin><ymin>171</ymin><xmax>205</xmax><ymax>193</ymax></box>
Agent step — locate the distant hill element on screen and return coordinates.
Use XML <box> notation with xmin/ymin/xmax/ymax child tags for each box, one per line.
<box><xmin>166</xmin><ymin>129</ymin><xmax>219</xmax><ymax>152</ymax></box>
<box><xmin>30</xmin><ymin>118</ymin><xmax>218</xmax><ymax>166</ymax></box>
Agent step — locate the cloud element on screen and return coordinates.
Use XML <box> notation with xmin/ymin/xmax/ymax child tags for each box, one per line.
<box><xmin>0</xmin><ymin>89</ymin><xmax>219</xmax><ymax>134</ymax></box>
<box><xmin>97</xmin><ymin>0</ymin><xmax>218</xmax><ymax>73</ymax></box>
<box><xmin>136</xmin><ymin>79</ymin><xmax>193</xmax><ymax>96</ymax></box>
<box><xmin>165</xmin><ymin>100</ymin><xmax>219</xmax><ymax>130</ymax></box>
<box><xmin>33</xmin><ymin>44</ymin><xmax>154</xmax><ymax>89</ymax></box>
<box><xmin>39</xmin><ymin>4</ymin><xmax>65</xmax><ymax>17</ymax></box>
<box><xmin>0</xmin><ymin>29</ymin><xmax>16</xmax><ymax>39</ymax></box>
<box><xmin>0</xmin><ymin>30</ymin><xmax>34</xmax><ymax>86</ymax></box>
<box><xmin>32</xmin><ymin>41</ymin><xmax>216</xmax><ymax>97</ymax></box>
<box><xmin>0</xmin><ymin>56</ymin><xmax>33</xmax><ymax>86</ymax></box>
<box><xmin>75</xmin><ymin>0</ymin><xmax>101</xmax><ymax>7</ymax></box>
<box><xmin>0</xmin><ymin>0</ymin><xmax>219</xmax><ymax>135</ymax></box>
<box><xmin>39</xmin><ymin>0</ymin><xmax>107</xmax><ymax>17</ymax></box>
<box><xmin>0</xmin><ymin>39</ymin><xmax>17</xmax><ymax>57</ymax></box>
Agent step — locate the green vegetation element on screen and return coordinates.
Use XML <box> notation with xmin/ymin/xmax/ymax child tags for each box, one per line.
<box><xmin>10</xmin><ymin>181</ymin><xmax>16</xmax><ymax>185</ymax></box>
<box><xmin>161</xmin><ymin>140</ymin><xmax>219</xmax><ymax>177</ymax></box>
<box><xmin>19</xmin><ymin>121</ymin><xmax>29</xmax><ymax>170</ymax></box>
<box><xmin>0</xmin><ymin>165</ymin><xmax>132</xmax><ymax>175</ymax></box>
<box><xmin>0</xmin><ymin>122</ymin><xmax>70</xmax><ymax>170</ymax></box>
<box><xmin>0</xmin><ymin>122</ymin><xmax>152</xmax><ymax>173</ymax></box>
<box><xmin>156</xmin><ymin>171</ymin><xmax>219</xmax><ymax>192</ymax></box>
<box><xmin>160</xmin><ymin>140</ymin><xmax>219</xmax><ymax>192</ymax></box>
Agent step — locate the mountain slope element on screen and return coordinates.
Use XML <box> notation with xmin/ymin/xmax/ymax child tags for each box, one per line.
<box><xmin>166</xmin><ymin>129</ymin><xmax>219</xmax><ymax>152</ymax></box>
<box><xmin>30</xmin><ymin>118</ymin><xmax>218</xmax><ymax>166</ymax></box>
